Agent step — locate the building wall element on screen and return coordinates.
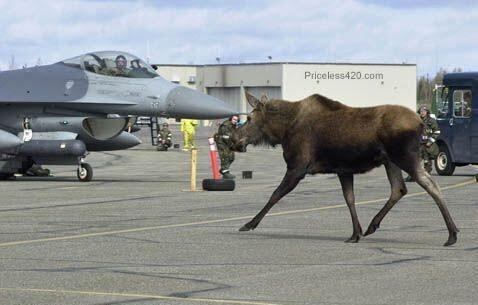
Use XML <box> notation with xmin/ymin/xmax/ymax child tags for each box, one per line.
<box><xmin>197</xmin><ymin>64</ymin><xmax>283</xmax><ymax>116</ymax></box>
<box><xmin>282</xmin><ymin>64</ymin><xmax>417</xmax><ymax>110</ymax></box>
<box><xmin>155</xmin><ymin>63</ymin><xmax>418</xmax><ymax>119</ymax></box>
<box><xmin>207</xmin><ymin>87</ymin><xmax>242</xmax><ymax>111</ymax></box>
<box><xmin>206</xmin><ymin>86</ymin><xmax>282</xmax><ymax>114</ymax></box>
<box><xmin>198</xmin><ymin>64</ymin><xmax>282</xmax><ymax>88</ymax></box>
<box><xmin>155</xmin><ymin>66</ymin><xmax>198</xmax><ymax>90</ymax></box>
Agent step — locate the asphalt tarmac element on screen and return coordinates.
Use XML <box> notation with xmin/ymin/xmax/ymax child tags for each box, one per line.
<box><xmin>0</xmin><ymin>127</ymin><xmax>477</xmax><ymax>305</ymax></box>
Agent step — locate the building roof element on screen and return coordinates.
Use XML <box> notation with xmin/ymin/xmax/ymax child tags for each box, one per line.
<box><xmin>153</xmin><ymin>62</ymin><xmax>416</xmax><ymax>68</ymax></box>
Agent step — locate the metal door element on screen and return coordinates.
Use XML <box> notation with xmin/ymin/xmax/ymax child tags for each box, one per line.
<box><xmin>450</xmin><ymin>88</ymin><xmax>472</xmax><ymax>162</ymax></box>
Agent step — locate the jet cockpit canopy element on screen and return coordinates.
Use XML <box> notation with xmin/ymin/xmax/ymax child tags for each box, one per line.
<box><xmin>60</xmin><ymin>51</ymin><xmax>158</xmax><ymax>79</ymax></box>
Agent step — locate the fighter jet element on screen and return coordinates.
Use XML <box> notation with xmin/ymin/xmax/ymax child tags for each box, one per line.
<box><xmin>0</xmin><ymin>51</ymin><xmax>237</xmax><ymax>181</ymax></box>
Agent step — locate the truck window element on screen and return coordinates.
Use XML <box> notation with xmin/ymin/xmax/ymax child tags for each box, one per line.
<box><xmin>453</xmin><ymin>89</ymin><xmax>472</xmax><ymax>118</ymax></box>
<box><xmin>436</xmin><ymin>86</ymin><xmax>449</xmax><ymax>118</ymax></box>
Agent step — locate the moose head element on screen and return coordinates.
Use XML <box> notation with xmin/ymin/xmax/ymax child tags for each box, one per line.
<box><xmin>232</xmin><ymin>92</ymin><xmax>293</xmax><ymax>152</ymax></box>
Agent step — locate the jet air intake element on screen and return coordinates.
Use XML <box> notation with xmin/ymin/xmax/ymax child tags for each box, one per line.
<box><xmin>81</xmin><ymin>117</ymin><xmax>133</xmax><ymax>140</ymax></box>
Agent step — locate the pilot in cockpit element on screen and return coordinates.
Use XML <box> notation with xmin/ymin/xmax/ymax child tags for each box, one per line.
<box><xmin>111</xmin><ymin>55</ymin><xmax>129</xmax><ymax>77</ymax></box>
<box><xmin>98</xmin><ymin>54</ymin><xmax>130</xmax><ymax>77</ymax></box>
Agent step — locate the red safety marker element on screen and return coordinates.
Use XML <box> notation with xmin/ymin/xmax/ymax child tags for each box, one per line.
<box><xmin>203</xmin><ymin>137</ymin><xmax>235</xmax><ymax>191</ymax></box>
<box><xmin>208</xmin><ymin>137</ymin><xmax>220</xmax><ymax>180</ymax></box>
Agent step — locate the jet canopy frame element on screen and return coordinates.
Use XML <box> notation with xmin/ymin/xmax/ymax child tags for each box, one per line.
<box><xmin>61</xmin><ymin>51</ymin><xmax>158</xmax><ymax>79</ymax></box>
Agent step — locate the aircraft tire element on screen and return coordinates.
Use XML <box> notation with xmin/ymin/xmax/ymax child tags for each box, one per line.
<box><xmin>202</xmin><ymin>178</ymin><xmax>235</xmax><ymax>191</ymax></box>
<box><xmin>77</xmin><ymin>163</ymin><xmax>93</xmax><ymax>182</ymax></box>
<box><xmin>435</xmin><ymin>145</ymin><xmax>455</xmax><ymax>176</ymax></box>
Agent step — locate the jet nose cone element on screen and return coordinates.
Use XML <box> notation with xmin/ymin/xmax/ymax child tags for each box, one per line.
<box><xmin>165</xmin><ymin>86</ymin><xmax>238</xmax><ymax>119</ymax></box>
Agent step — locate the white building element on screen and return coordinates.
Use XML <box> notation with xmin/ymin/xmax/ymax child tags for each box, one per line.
<box><xmin>155</xmin><ymin>62</ymin><xmax>416</xmax><ymax>119</ymax></box>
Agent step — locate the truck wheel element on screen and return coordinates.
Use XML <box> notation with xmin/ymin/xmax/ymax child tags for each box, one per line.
<box><xmin>202</xmin><ymin>178</ymin><xmax>235</xmax><ymax>191</ymax></box>
<box><xmin>435</xmin><ymin>145</ymin><xmax>455</xmax><ymax>176</ymax></box>
<box><xmin>77</xmin><ymin>163</ymin><xmax>93</xmax><ymax>182</ymax></box>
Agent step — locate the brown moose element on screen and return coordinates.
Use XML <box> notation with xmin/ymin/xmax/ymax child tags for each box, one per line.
<box><xmin>232</xmin><ymin>92</ymin><xmax>459</xmax><ymax>246</ymax></box>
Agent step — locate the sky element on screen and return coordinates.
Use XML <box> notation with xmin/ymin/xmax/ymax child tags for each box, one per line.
<box><xmin>1</xmin><ymin>0</ymin><xmax>477</xmax><ymax>76</ymax></box>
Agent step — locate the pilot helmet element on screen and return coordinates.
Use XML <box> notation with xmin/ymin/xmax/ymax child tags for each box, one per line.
<box><xmin>162</xmin><ymin>122</ymin><xmax>169</xmax><ymax>127</ymax></box>
<box><xmin>115</xmin><ymin>55</ymin><xmax>127</xmax><ymax>69</ymax></box>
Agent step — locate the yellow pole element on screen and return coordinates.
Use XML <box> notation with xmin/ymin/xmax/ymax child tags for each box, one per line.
<box><xmin>190</xmin><ymin>148</ymin><xmax>197</xmax><ymax>191</ymax></box>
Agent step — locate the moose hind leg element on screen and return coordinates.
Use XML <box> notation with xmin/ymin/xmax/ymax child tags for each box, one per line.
<box><xmin>414</xmin><ymin>170</ymin><xmax>459</xmax><ymax>246</ymax></box>
<box><xmin>364</xmin><ymin>162</ymin><xmax>407</xmax><ymax>236</ymax></box>
<box><xmin>239</xmin><ymin>168</ymin><xmax>306</xmax><ymax>231</ymax></box>
<box><xmin>338</xmin><ymin>174</ymin><xmax>363</xmax><ymax>243</ymax></box>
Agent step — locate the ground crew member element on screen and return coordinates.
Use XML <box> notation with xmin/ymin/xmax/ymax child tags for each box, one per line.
<box><xmin>25</xmin><ymin>163</ymin><xmax>51</xmax><ymax>177</ymax></box>
<box><xmin>215</xmin><ymin>115</ymin><xmax>239</xmax><ymax>179</ymax></box>
<box><xmin>22</xmin><ymin>117</ymin><xmax>32</xmax><ymax>142</ymax></box>
<box><xmin>21</xmin><ymin>118</ymin><xmax>51</xmax><ymax>176</ymax></box>
<box><xmin>180</xmin><ymin>119</ymin><xmax>198</xmax><ymax>151</ymax></box>
<box><xmin>405</xmin><ymin>105</ymin><xmax>440</xmax><ymax>181</ymax></box>
<box><xmin>157</xmin><ymin>122</ymin><xmax>172</xmax><ymax>151</ymax></box>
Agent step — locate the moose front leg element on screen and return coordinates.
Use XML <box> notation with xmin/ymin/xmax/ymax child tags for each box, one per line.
<box><xmin>338</xmin><ymin>174</ymin><xmax>363</xmax><ymax>242</ymax></box>
<box><xmin>239</xmin><ymin>168</ymin><xmax>306</xmax><ymax>231</ymax></box>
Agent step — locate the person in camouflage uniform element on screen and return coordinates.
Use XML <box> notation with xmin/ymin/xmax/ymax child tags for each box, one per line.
<box><xmin>405</xmin><ymin>105</ymin><xmax>440</xmax><ymax>181</ymax></box>
<box><xmin>215</xmin><ymin>115</ymin><xmax>239</xmax><ymax>179</ymax></box>
<box><xmin>157</xmin><ymin>122</ymin><xmax>172</xmax><ymax>151</ymax></box>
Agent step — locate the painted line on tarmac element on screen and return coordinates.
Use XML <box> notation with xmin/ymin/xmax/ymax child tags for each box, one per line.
<box><xmin>56</xmin><ymin>186</ymin><xmax>80</xmax><ymax>190</ymax></box>
<box><xmin>0</xmin><ymin>287</ymin><xmax>283</xmax><ymax>305</ymax></box>
<box><xmin>0</xmin><ymin>178</ymin><xmax>475</xmax><ymax>248</ymax></box>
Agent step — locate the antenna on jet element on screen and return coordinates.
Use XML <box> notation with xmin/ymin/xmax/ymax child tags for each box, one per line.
<box><xmin>215</xmin><ymin>57</ymin><xmax>221</xmax><ymax>64</ymax></box>
<box><xmin>8</xmin><ymin>55</ymin><xmax>16</xmax><ymax>70</ymax></box>
<box><xmin>267</xmin><ymin>56</ymin><xmax>272</xmax><ymax>62</ymax></box>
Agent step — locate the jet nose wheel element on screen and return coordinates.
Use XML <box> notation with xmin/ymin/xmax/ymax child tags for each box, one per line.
<box><xmin>77</xmin><ymin>163</ymin><xmax>93</xmax><ymax>182</ymax></box>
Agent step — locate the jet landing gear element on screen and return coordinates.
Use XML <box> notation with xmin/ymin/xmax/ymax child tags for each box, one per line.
<box><xmin>77</xmin><ymin>160</ymin><xmax>93</xmax><ymax>182</ymax></box>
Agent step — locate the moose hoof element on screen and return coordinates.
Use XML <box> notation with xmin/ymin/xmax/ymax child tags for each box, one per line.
<box><xmin>239</xmin><ymin>221</ymin><xmax>258</xmax><ymax>232</ymax></box>
<box><xmin>239</xmin><ymin>225</ymin><xmax>251</xmax><ymax>232</ymax></box>
<box><xmin>443</xmin><ymin>231</ymin><xmax>458</xmax><ymax>247</ymax></box>
<box><xmin>345</xmin><ymin>235</ymin><xmax>361</xmax><ymax>243</ymax></box>
<box><xmin>364</xmin><ymin>223</ymin><xmax>380</xmax><ymax>236</ymax></box>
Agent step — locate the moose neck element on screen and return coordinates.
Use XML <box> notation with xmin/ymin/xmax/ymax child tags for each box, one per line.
<box><xmin>264</xmin><ymin>100</ymin><xmax>299</xmax><ymax>144</ymax></box>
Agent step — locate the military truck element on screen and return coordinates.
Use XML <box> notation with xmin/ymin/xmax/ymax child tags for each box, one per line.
<box><xmin>434</xmin><ymin>73</ymin><xmax>477</xmax><ymax>175</ymax></box>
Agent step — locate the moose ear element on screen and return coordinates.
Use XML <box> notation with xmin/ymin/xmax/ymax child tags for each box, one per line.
<box><xmin>245</xmin><ymin>91</ymin><xmax>263</xmax><ymax>109</ymax></box>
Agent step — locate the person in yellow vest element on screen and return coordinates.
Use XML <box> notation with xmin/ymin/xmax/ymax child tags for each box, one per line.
<box><xmin>180</xmin><ymin>119</ymin><xmax>198</xmax><ymax>151</ymax></box>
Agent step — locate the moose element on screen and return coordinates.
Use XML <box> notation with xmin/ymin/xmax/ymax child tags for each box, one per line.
<box><xmin>232</xmin><ymin>92</ymin><xmax>459</xmax><ymax>246</ymax></box>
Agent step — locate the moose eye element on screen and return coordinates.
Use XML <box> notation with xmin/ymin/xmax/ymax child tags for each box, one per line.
<box><xmin>247</xmin><ymin>115</ymin><xmax>251</xmax><ymax>121</ymax></box>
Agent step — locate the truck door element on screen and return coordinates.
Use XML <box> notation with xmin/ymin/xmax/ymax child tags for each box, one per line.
<box><xmin>435</xmin><ymin>86</ymin><xmax>452</xmax><ymax>148</ymax></box>
<box><xmin>450</xmin><ymin>88</ymin><xmax>472</xmax><ymax>162</ymax></box>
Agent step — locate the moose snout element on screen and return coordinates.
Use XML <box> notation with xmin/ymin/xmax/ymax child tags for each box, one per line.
<box><xmin>232</xmin><ymin>138</ymin><xmax>248</xmax><ymax>152</ymax></box>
